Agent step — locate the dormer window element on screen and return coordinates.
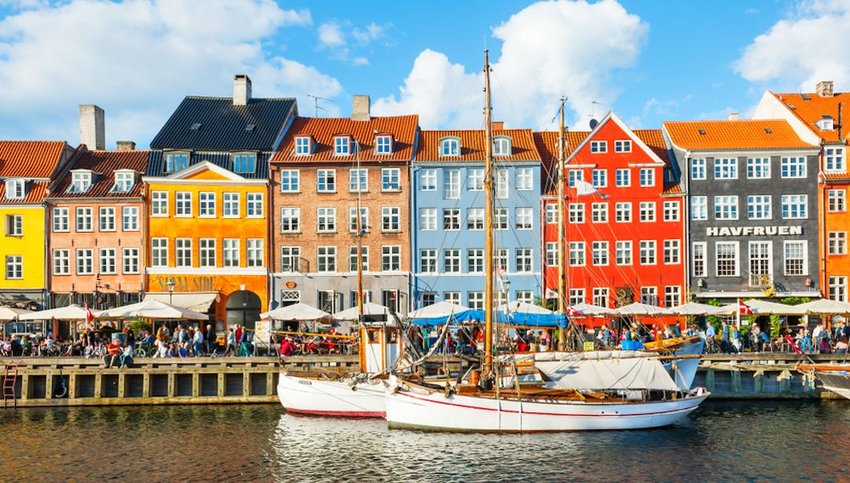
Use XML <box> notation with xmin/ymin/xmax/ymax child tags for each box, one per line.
<box><xmin>112</xmin><ymin>170</ymin><xmax>135</xmax><ymax>193</ymax></box>
<box><xmin>375</xmin><ymin>135</ymin><xmax>392</xmax><ymax>154</ymax></box>
<box><xmin>493</xmin><ymin>136</ymin><xmax>512</xmax><ymax>156</ymax></box>
<box><xmin>334</xmin><ymin>136</ymin><xmax>351</xmax><ymax>155</ymax></box>
<box><xmin>439</xmin><ymin>138</ymin><xmax>460</xmax><ymax>157</ymax></box>
<box><xmin>69</xmin><ymin>171</ymin><xmax>92</xmax><ymax>193</ymax></box>
<box><xmin>4</xmin><ymin>179</ymin><xmax>24</xmax><ymax>200</ymax></box>
<box><xmin>232</xmin><ymin>153</ymin><xmax>256</xmax><ymax>174</ymax></box>
<box><xmin>165</xmin><ymin>152</ymin><xmax>189</xmax><ymax>174</ymax></box>
<box><xmin>295</xmin><ymin>136</ymin><xmax>312</xmax><ymax>155</ymax></box>
<box><xmin>817</xmin><ymin>116</ymin><xmax>835</xmax><ymax>131</ymax></box>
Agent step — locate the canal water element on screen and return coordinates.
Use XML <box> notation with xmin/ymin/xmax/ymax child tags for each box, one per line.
<box><xmin>1</xmin><ymin>400</ymin><xmax>847</xmax><ymax>481</ymax></box>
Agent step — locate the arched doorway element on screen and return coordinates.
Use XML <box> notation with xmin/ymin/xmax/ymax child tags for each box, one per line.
<box><xmin>226</xmin><ymin>290</ymin><xmax>261</xmax><ymax>329</ymax></box>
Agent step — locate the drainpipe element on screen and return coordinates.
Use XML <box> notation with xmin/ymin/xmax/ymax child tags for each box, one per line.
<box><xmin>820</xmin><ymin>144</ymin><xmax>828</xmax><ymax>297</ymax></box>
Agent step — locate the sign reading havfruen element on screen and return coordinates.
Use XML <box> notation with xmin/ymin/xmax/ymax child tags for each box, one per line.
<box><xmin>706</xmin><ymin>226</ymin><xmax>803</xmax><ymax>237</ymax></box>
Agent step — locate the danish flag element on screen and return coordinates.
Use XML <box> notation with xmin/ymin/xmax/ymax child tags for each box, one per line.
<box><xmin>85</xmin><ymin>303</ymin><xmax>95</xmax><ymax>326</ymax></box>
<box><xmin>739</xmin><ymin>300</ymin><xmax>753</xmax><ymax>315</ymax></box>
<box><xmin>567</xmin><ymin>306</ymin><xmax>582</xmax><ymax>316</ymax></box>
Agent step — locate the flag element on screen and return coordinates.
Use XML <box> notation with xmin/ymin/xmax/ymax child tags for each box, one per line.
<box><xmin>739</xmin><ymin>300</ymin><xmax>753</xmax><ymax>315</ymax></box>
<box><xmin>567</xmin><ymin>306</ymin><xmax>582</xmax><ymax>316</ymax></box>
<box><xmin>573</xmin><ymin>180</ymin><xmax>609</xmax><ymax>199</ymax></box>
<box><xmin>545</xmin><ymin>288</ymin><xmax>558</xmax><ymax>299</ymax></box>
<box><xmin>783</xmin><ymin>334</ymin><xmax>803</xmax><ymax>355</ymax></box>
<box><xmin>85</xmin><ymin>303</ymin><xmax>94</xmax><ymax>326</ymax></box>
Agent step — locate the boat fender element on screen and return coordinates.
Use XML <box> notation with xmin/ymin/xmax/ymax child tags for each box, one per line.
<box><xmin>695</xmin><ymin>387</ymin><xmax>706</xmax><ymax>396</ymax></box>
<box><xmin>350</xmin><ymin>385</ymin><xmax>357</xmax><ymax>392</ymax></box>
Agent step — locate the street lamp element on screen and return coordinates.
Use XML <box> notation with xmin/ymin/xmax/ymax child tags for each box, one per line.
<box><xmin>94</xmin><ymin>274</ymin><xmax>102</xmax><ymax>310</ymax></box>
<box><xmin>166</xmin><ymin>277</ymin><xmax>175</xmax><ymax>305</ymax></box>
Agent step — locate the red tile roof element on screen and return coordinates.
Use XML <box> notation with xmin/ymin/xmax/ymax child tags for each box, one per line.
<box><xmin>50</xmin><ymin>149</ymin><xmax>150</xmax><ymax>199</ymax></box>
<box><xmin>770</xmin><ymin>91</ymin><xmax>849</xmax><ymax>143</ymax></box>
<box><xmin>0</xmin><ymin>180</ymin><xmax>50</xmax><ymax>204</ymax></box>
<box><xmin>416</xmin><ymin>129</ymin><xmax>541</xmax><ymax>162</ymax></box>
<box><xmin>0</xmin><ymin>141</ymin><xmax>68</xmax><ymax>178</ymax></box>
<box><xmin>663</xmin><ymin>120</ymin><xmax>815</xmax><ymax>151</ymax></box>
<box><xmin>272</xmin><ymin>115</ymin><xmax>419</xmax><ymax>163</ymax></box>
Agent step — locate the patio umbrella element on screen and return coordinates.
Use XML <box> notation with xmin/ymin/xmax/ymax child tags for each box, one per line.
<box><xmin>260</xmin><ymin>302</ymin><xmax>332</xmax><ymax>322</ymax></box>
<box><xmin>671</xmin><ymin>302</ymin><xmax>727</xmax><ymax>316</ymax></box>
<box><xmin>613</xmin><ymin>302</ymin><xmax>675</xmax><ymax>316</ymax></box>
<box><xmin>18</xmin><ymin>304</ymin><xmax>100</xmax><ymax>340</ymax></box>
<box><xmin>0</xmin><ymin>307</ymin><xmax>31</xmax><ymax>321</ymax></box>
<box><xmin>795</xmin><ymin>298</ymin><xmax>850</xmax><ymax>315</ymax></box>
<box><xmin>333</xmin><ymin>302</ymin><xmax>392</xmax><ymax>321</ymax></box>
<box><xmin>407</xmin><ymin>300</ymin><xmax>472</xmax><ymax>319</ymax></box>
<box><xmin>568</xmin><ymin>302</ymin><xmax>614</xmax><ymax>316</ymax></box>
<box><xmin>98</xmin><ymin>299</ymin><xmax>208</xmax><ymax>320</ymax></box>
<box><xmin>716</xmin><ymin>299</ymin><xmax>807</xmax><ymax>316</ymax></box>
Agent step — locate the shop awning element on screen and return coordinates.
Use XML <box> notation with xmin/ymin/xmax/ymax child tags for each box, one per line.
<box><xmin>143</xmin><ymin>292</ymin><xmax>217</xmax><ymax>313</ymax></box>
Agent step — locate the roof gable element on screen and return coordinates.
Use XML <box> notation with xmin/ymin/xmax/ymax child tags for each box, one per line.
<box><xmin>0</xmin><ymin>141</ymin><xmax>69</xmax><ymax>178</ymax></box>
<box><xmin>50</xmin><ymin>149</ymin><xmax>149</xmax><ymax>199</ymax></box>
<box><xmin>768</xmin><ymin>91</ymin><xmax>848</xmax><ymax>143</ymax></box>
<box><xmin>417</xmin><ymin>128</ymin><xmax>541</xmax><ymax>162</ymax></box>
<box><xmin>567</xmin><ymin>112</ymin><xmax>665</xmax><ymax>166</ymax></box>
<box><xmin>663</xmin><ymin>119</ymin><xmax>817</xmax><ymax>151</ymax></box>
<box><xmin>159</xmin><ymin>160</ymin><xmax>248</xmax><ymax>181</ymax></box>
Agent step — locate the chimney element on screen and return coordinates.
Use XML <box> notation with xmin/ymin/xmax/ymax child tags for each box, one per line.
<box><xmin>79</xmin><ymin>105</ymin><xmax>105</xmax><ymax>150</ymax></box>
<box><xmin>352</xmin><ymin>95</ymin><xmax>371</xmax><ymax>121</ymax></box>
<box><xmin>492</xmin><ymin>121</ymin><xmax>504</xmax><ymax>130</ymax></box>
<box><xmin>817</xmin><ymin>80</ymin><xmax>834</xmax><ymax>98</ymax></box>
<box><xmin>116</xmin><ymin>141</ymin><xmax>136</xmax><ymax>151</ymax></box>
<box><xmin>727</xmin><ymin>112</ymin><xmax>740</xmax><ymax>121</ymax></box>
<box><xmin>233</xmin><ymin>74</ymin><xmax>252</xmax><ymax>106</ymax></box>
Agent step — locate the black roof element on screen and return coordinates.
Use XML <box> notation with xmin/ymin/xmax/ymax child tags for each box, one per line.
<box><xmin>150</xmin><ymin>96</ymin><xmax>297</xmax><ymax>151</ymax></box>
<box><xmin>146</xmin><ymin>151</ymin><xmax>270</xmax><ymax>179</ymax></box>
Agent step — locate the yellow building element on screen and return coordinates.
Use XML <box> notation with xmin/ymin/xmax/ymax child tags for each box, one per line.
<box><xmin>0</xmin><ymin>141</ymin><xmax>77</xmax><ymax>311</ymax></box>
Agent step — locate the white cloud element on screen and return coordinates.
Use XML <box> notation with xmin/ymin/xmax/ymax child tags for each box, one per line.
<box><xmin>373</xmin><ymin>0</ymin><xmax>648</xmax><ymax>130</ymax></box>
<box><xmin>315</xmin><ymin>19</ymin><xmax>390</xmax><ymax>66</ymax></box>
<box><xmin>0</xmin><ymin>0</ymin><xmax>337</xmax><ymax>148</ymax></box>
<box><xmin>352</xmin><ymin>22</ymin><xmax>385</xmax><ymax>44</ymax></box>
<box><xmin>735</xmin><ymin>0</ymin><xmax>850</xmax><ymax>91</ymax></box>
<box><xmin>318</xmin><ymin>22</ymin><xmax>345</xmax><ymax>48</ymax></box>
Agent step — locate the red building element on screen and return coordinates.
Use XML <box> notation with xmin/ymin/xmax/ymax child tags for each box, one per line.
<box><xmin>537</xmin><ymin>112</ymin><xmax>686</xmax><ymax>327</ymax></box>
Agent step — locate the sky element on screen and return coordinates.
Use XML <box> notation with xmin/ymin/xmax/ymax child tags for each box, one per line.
<box><xmin>1</xmin><ymin>0</ymin><xmax>849</xmax><ymax>149</ymax></box>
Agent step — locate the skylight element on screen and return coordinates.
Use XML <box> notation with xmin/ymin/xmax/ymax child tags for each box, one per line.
<box><xmin>190</xmin><ymin>122</ymin><xmax>202</xmax><ymax>131</ymax></box>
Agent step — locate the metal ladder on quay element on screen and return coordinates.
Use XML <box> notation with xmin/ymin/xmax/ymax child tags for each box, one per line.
<box><xmin>2</xmin><ymin>362</ymin><xmax>19</xmax><ymax>409</ymax></box>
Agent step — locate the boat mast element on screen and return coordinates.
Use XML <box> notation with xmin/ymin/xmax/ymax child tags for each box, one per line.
<box><xmin>557</xmin><ymin>99</ymin><xmax>568</xmax><ymax>350</ymax></box>
<box><xmin>483</xmin><ymin>50</ymin><xmax>495</xmax><ymax>373</ymax></box>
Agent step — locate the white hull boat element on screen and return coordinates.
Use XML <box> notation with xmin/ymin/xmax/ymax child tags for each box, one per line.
<box><xmin>277</xmin><ymin>373</ymin><xmax>387</xmax><ymax>418</ymax></box>
<box><xmin>799</xmin><ymin>364</ymin><xmax>850</xmax><ymax>400</ymax></box>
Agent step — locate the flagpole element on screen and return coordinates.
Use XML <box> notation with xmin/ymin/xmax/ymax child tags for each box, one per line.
<box><xmin>736</xmin><ymin>297</ymin><xmax>741</xmax><ymax>328</ymax></box>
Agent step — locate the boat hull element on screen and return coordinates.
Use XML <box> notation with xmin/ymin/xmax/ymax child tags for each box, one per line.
<box><xmin>277</xmin><ymin>374</ymin><xmax>386</xmax><ymax>418</ymax></box>
<box><xmin>817</xmin><ymin>372</ymin><xmax>850</xmax><ymax>400</ymax></box>
<box><xmin>386</xmin><ymin>382</ymin><xmax>709</xmax><ymax>432</ymax></box>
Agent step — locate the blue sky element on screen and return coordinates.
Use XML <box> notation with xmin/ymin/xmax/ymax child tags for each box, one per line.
<box><xmin>1</xmin><ymin>0</ymin><xmax>848</xmax><ymax>148</ymax></box>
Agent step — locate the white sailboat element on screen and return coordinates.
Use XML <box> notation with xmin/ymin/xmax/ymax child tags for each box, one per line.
<box><xmin>385</xmin><ymin>51</ymin><xmax>710</xmax><ymax>432</ymax></box>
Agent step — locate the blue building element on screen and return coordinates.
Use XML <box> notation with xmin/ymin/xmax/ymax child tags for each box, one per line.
<box><xmin>410</xmin><ymin>128</ymin><xmax>544</xmax><ymax>309</ymax></box>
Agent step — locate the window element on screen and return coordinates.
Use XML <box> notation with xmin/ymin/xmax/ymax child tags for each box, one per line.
<box><xmin>348</xmin><ymin>246</ymin><xmax>369</xmax><ymax>272</ymax></box>
<box><xmin>663</xmin><ymin>201</ymin><xmax>679</xmax><ymax>222</ymax></box>
<box><xmin>280</xmin><ymin>170</ymin><xmax>300</xmax><ymax>192</ymax></box>
<box><xmin>151</xmin><ymin>238</ymin><xmax>168</xmax><ymax>267</ymax></box>
<box><xmin>223</xmin><ymin>239</ymin><xmax>240</xmax><ymax>267</ymax></box>
<box><xmin>825</xmin><ymin>147</ymin><xmax>846</xmax><ymax>173</ymax></box>
<box><xmin>200</xmin><ymin>239</ymin><xmax>216</xmax><ymax>267</ymax></box>
<box><xmin>280</xmin><ymin>247</ymin><xmax>301</xmax><ymax>272</ymax></box>
<box><xmin>440</xmin><ymin>138</ymin><xmax>460</xmax><ymax>157</ymax></box>
<box><xmin>691</xmin><ymin>196</ymin><xmax>707</xmax><ymax>221</ymax></box>
<box><xmin>664</xmin><ymin>240</ymin><xmax>680</xmax><ymax>264</ymax></box>
<box><xmin>493</xmin><ymin>248</ymin><xmax>509</xmax><ymax>272</ymax></box>
<box><xmin>420</xmin><ymin>169</ymin><xmax>437</xmax><ymax>191</ymax></box>
<box><xmin>494</xmin><ymin>208</ymin><xmax>508</xmax><ymax>230</ymax></box>
<box><xmin>70</xmin><ymin>171</ymin><xmax>92</xmax><ymax>193</ymax></box>
<box><xmin>99</xmin><ymin>248</ymin><xmax>116</xmax><ymax>274</ymax></box>
<box><xmin>52</xmin><ymin>208</ymin><xmax>69</xmax><ymax>232</ymax></box>
<box><xmin>122</xmin><ymin>248</ymin><xmax>139</xmax><ymax>274</ymax></box>
<box><xmin>513</xmin><ymin>207</ymin><xmax>534</xmax><ymax>230</ymax></box>
<box><xmin>517</xmin><ymin>168</ymin><xmax>533</xmax><ymax>190</ymax></box>
<box><xmin>639</xmin><ymin>168</ymin><xmax>655</xmax><ymax>187</ymax></box>
<box><xmin>714</xmin><ymin>195</ymin><xmax>739</xmax><ymax>220</ymax></box>
<box><xmin>4</xmin><ymin>179</ymin><xmax>24</xmax><ymax>199</ymax></box>
<box><xmin>616</xmin><ymin>240</ymin><xmax>632</xmax><ymax>265</ymax></box>
<box><xmin>316</xmin><ymin>247</ymin><xmax>336</xmax><ymax>272</ymax></box>
<box><xmin>280</xmin><ymin>208</ymin><xmax>300</xmax><ymax>233</ymax></box>
<box><xmin>714</xmin><ymin>158</ymin><xmax>738</xmax><ymax>179</ymax></box>
<box><xmin>747</xmin><ymin>157</ymin><xmax>770</xmax><ymax>179</ymax></box>
<box><xmin>443</xmin><ymin>208</ymin><xmax>460</xmax><ymax>230</ymax></box>
<box><xmin>444</xmin><ymin>249</ymin><xmax>460</xmax><ymax>273</ymax></box>
<box><xmin>76</xmin><ymin>248</ymin><xmax>93</xmax><ymax>275</ymax></box>
<box><xmin>349</xmin><ymin>169</ymin><xmax>368</xmax><ymax>193</ymax></box>
<box><xmin>175</xmin><ymin>239</ymin><xmax>192</xmax><ymax>267</ymax></box>
<box><xmin>614</xmin><ymin>140</ymin><xmax>631</xmax><ymax>152</ymax></box>
<box><xmin>420</xmin><ymin>208</ymin><xmax>437</xmax><ymax>231</ymax></box>
<box><xmin>317</xmin><ymin>207</ymin><xmax>336</xmax><ymax>233</ymax></box>
<box><xmin>568</xmin><ymin>203</ymin><xmax>585</xmax><ymax>224</ymax></box>
<box><xmin>382</xmin><ymin>245</ymin><xmax>401</xmax><ymax>271</ymax></box>
<box><xmin>747</xmin><ymin>195</ymin><xmax>772</xmax><ymax>220</ymax></box>
<box><xmin>420</xmin><ymin>292</ymin><xmax>436</xmax><ymax>307</ymax></box>
<box><xmin>382</xmin><ymin>207</ymin><xmax>400</xmax><ymax>232</ymax></box>
<box><xmin>749</xmin><ymin>241</ymin><xmax>771</xmax><ymax>287</ymax></box>
<box><xmin>516</xmin><ymin>248</ymin><xmax>532</xmax><ymax>272</ymax></box>
<box><xmin>247</xmin><ymin>239</ymin><xmax>263</xmax><ymax>267</ymax></box>
<box><xmin>151</xmin><ymin>191</ymin><xmax>168</xmax><ymax>216</ymax></box>
<box><xmin>640</xmin><ymin>240</ymin><xmax>656</xmax><ymax>265</ymax></box>
<box><xmin>382</xmin><ymin>168</ymin><xmax>400</xmax><ymax>191</ymax></box>
<box><xmin>420</xmin><ymin>249</ymin><xmax>437</xmax><ymax>273</ymax></box>
<box><xmin>295</xmin><ymin>136</ymin><xmax>311</xmax><ymax>155</ymax></box>
<box><xmin>76</xmin><ymin>207</ymin><xmax>93</xmax><ymax>232</ymax></box>
<box><xmin>5</xmin><ymin>215</ymin><xmax>22</xmax><ymax>236</ymax></box>
<box><xmin>334</xmin><ymin>136</ymin><xmax>351</xmax><ymax>156</ymax></box>
<box><xmin>569</xmin><ymin>242</ymin><xmax>585</xmax><ymax>266</ymax></box>
<box><xmin>175</xmin><ymin>192</ymin><xmax>192</xmax><ymax>217</ymax></box>
<box><xmin>828</xmin><ymin>189</ymin><xmax>846</xmax><ymax>212</ymax></box>
<box><xmin>590</xmin><ymin>141</ymin><xmax>607</xmax><ymax>153</ymax></box>
<box><xmin>495</xmin><ymin>169</ymin><xmax>509</xmax><ymax>199</ymax></box>
<box><xmin>780</xmin><ymin>156</ymin><xmax>806</xmax><ymax>178</ymax></box>
<box><xmin>829</xmin><ymin>276</ymin><xmax>848</xmax><ymax>302</ymax></box>
<box><xmin>592</xmin><ymin>288</ymin><xmax>609</xmax><ymax>308</ymax></box>
<box><xmin>639</xmin><ymin>202</ymin><xmax>655</xmax><ymax>222</ymax></box>
<box><xmin>317</xmin><ymin>170</ymin><xmax>336</xmax><ymax>193</ymax></box>
<box><xmin>692</xmin><ymin>242</ymin><xmax>707</xmax><ymax>277</ymax></box>
<box><xmin>246</xmin><ymin>193</ymin><xmax>263</xmax><ymax>218</ymax></box>
<box><xmin>349</xmin><ymin>207</ymin><xmax>368</xmax><ymax>233</ymax></box>
<box><xmin>375</xmin><ymin>135</ymin><xmax>392</xmax><ymax>154</ymax></box>
<box><xmin>232</xmin><ymin>153</ymin><xmax>256</xmax><ymax>174</ymax></box>
<box><xmin>122</xmin><ymin>206</ymin><xmax>139</xmax><ymax>231</ymax></box>
<box><xmin>468</xmin><ymin>249</ymin><xmax>484</xmax><ymax>273</ymax></box>
<box><xmin>592</xmin><ymin>241</ymin><xmax>608</xmax><ymax>266</ymax></box>
<box><xmin>781</xmin><ymin>195</ymin><xmax>808</xmax><ymax>219</ymax></box>
<box><xmin>113</xmin><ymin>171</ymin><xmax>134</xmax><ymax>192</ymax></box>
<box><xmin>493</xmin><ymin>137</ymin><xmax>512</xmax><ymax>156</ymax></box>
<box><xmin>591</xmin><ymin>169</ymin><xmax>607</xmax><ymax>188</ymax></box>
<box><xmin>640</xmin><ymin>287</ymin><xmax>658</xmax><ymax>305</ymax></box>
<box><xmin>466</xmin><ymin>168</ymin><xmax>484</xmax><ymax>191</ymax></box>
<box><xmin>5</xmin><ymin>255</ymin><xmax>22</xmax><ymax>279</ymax></box>
<box><xmin>829</xmin><ymin>232</ymin><xmax>847</xmax><ymax>255</ymax></box>
<box><xmin>567</xmin><ymin>170</ymin><xmax>583</xmax><ymax>187</ymax></box>
<box><xmin>53</xmin><ymin>249</ymin><xmax>70</xmax><ymax>275</ymax></box>
<box><xmin>516</xmin><ymin>291</ymin><xmax>533</xmax><ymax>304</ymax></box>
<box><xmin>784</xmin><ymin>241</ymin><xmax>807</xmax><ymax>276</ymax></box>
<box><xmin>591</xmin><ymin>202</ymin><xmax>608</xmax><ymax>223</ymax></box>
<box><xmin>614</xmin><ymin>202</ymin><xmax>631</xmax><ymax>223</ymax></box>
<box><xmin>545</xmin><ymin>203</ymin><xmax>558</xmax><ymax>224</ymax></box>
<box><xmin>690</xmin><ymin>158</ymin><xmax>706</xmax><ymax>180</ymax></box>
<box><xmin>165</xmin><ymin>152</ymin><xmax>189</xmax><ymax>173</ymax></box>
<box><xmin>569</xmin><ymin>289</ymin><xmax>585</xmax><ymax>306</ymax></box>
<box><xmin>545</xmin><ymin>242</ymin><xmax>558</xmax><ymax>267</ymax></box>
<box><xmin>97</xmin><ymin>207</ymin><xmax>115</xmax><ymax>231</ymax></box>
<box><xmin>223</xmin><ymin>193</ymin><xmax>239</xmax><ymax>217</ymax></box>
<box><xmin>468</xmin><ymin>292</ymin><xmax>484</xmax><ymax>310</ymax></box>
<box><xmin>467</xmin><ymin>208</ymin><xmax>484</xmax><ymax>230</ymax></box>
<box><xmin>615</xmin><ymin>168</ymin><xmax>630</xmax><ymax>187</ymax></box>
<box><xmin>716</xmin><ymin>241</ymin><xmax>739</xmax><ymax>277</ymax></box>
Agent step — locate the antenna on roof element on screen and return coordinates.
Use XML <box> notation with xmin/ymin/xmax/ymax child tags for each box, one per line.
<box><xmin>306</xmin><ymin>94</ymin><xmax>329</xmax><ymax>118</ymax></box>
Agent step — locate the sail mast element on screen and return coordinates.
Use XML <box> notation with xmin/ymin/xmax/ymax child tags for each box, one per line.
<box><xmin>557</xmin><ymin>99</ymin><xmax>568</xmax><ymax>350</ymax></box>
<box><xmin>483</xmin><ymin>50</ymin><xmax>494</xmax><ymax>371</ymax></box>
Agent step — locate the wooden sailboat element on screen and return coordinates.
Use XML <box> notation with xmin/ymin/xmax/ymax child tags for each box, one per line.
<box><xmin>384</xmin><ymin>51</ymin><xmax>710</xmax><ymax>432</ymax></box>
<box><xmin>798</xmin><ymin>364</ymin><xmax>850</xmax><ymax>400</ymax></box>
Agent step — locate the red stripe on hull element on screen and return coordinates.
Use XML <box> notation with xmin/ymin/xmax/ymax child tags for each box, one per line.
<box><xmin>284</xmin><ymin>407</ymin><xmax>385</xmax><ymax>418</ymax></box>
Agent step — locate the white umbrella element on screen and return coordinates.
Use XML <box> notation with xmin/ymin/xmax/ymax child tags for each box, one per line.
<box><xmin>98</xmin><ymin>299</ymin><xmax>208</xmax><ymax>320</ymax></box>
<box><xmin>497</xmin><ymin>301</ymin><xmax>554</xmax><ymax>314</ymax></box>
<box><xmin>671</xmin><ymin>302</ymin><xmax>727</xmax><ymax>316</ymax></box>
<box><xmin>0</xmin><ymin>307</ymin><xmax>31</xmax><ymax>321</ymax></box>
<box><xmin>333</xmin><ymin>302</ymin><xmax>392</xmax><ymax>321</ymax></box>
<box><xmin>795</xmin><ymin>298</ymin><xmax>850</xmax><ymax>315</ymax></box>
<box><xmin>716</xmin><ymin>299</ymin><xmax>806</xmax><ymax>316</ymax></box>
<box><xmin>407</xmin><ymin>300</ymin><xmax>472</xmax><ymax>319</ymax></box>
<box><xmin>260</xmin><ymin>302</ymin><xmax>332</xmax><ymax>322</ymax></box>
<box><xmin>613</xmin><ymin>302</ymin><xmax>674</xmax><ymax>316</ymax></box>
<box><xmin>569</xmin><ymin>302</ymin><xmax>614</xmax><ymax>316</ymax></box>
<box><xmin>18</xmin><ymin>304</ymin><xmax>99</xmax><ymax>321</ymax></box>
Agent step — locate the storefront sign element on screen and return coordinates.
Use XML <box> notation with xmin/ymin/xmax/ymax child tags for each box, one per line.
<box><xmin>706</xmin><ymin>226</ymin><xmax>803</xmax><ymax>237</ymax></box>
<box><xmin>154</xmin><ymin>275</ymin><xmax>216</xmax><ymax>292</ymax></box>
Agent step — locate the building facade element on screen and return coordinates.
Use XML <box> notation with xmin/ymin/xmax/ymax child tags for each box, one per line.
<box><xmin>269</xmin><ymin>97</ymin><xmax>418</xmax><ymax>314</ymax></box>
<box><xmin>664</xmin><ymin>119</ymin><xmax>821</xmax><ymax>302</ymax></box>
<box><xmin>411</xmin><ymin>127</ymin><xmax>543</xmax><ymax>309</ymax></box>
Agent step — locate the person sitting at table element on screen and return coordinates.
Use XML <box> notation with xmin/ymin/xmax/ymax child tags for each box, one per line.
<box><xmin>104</xmin><ymin>339</ymin><xmax>123</xmax><ymax>368</ymax></box>
<box><xmin>279</xmin><ymin>336</ymin><xmax>295</xmax><ymax>357</ymax></box>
